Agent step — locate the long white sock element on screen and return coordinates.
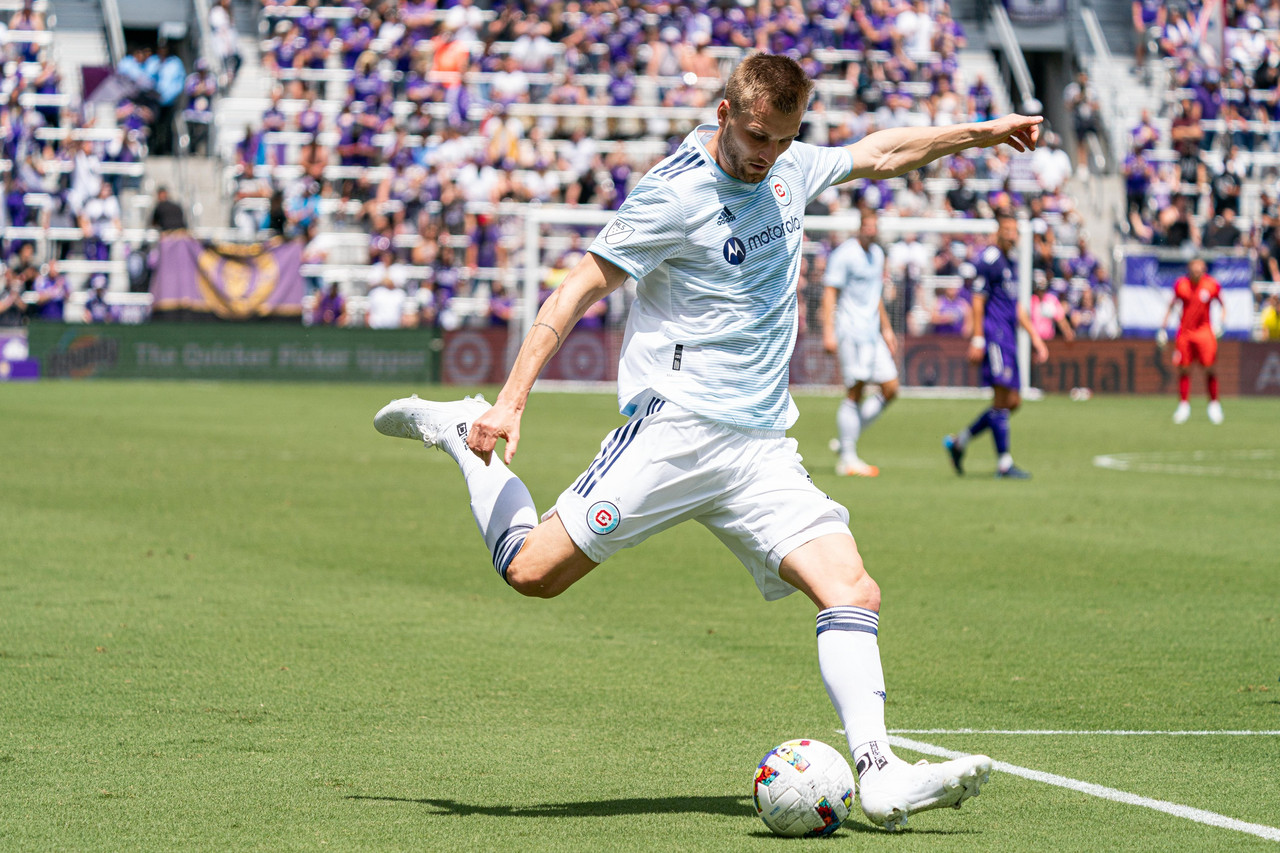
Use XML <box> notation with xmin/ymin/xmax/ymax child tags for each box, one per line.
<box><xmin>816</xmin><ymin>606</ymin><xmax>901</xmax><ymax>781</ymax></box>
<box><xmin>859</xmin><ymin>392</ymin><xmax>886</xmax><ymax>428</ymax></box>
<box><xmin>837</xmin><ymin>398</ymin><xmax>862</xmax><ymax>461</ymax></box>
<box><xmin>438</xmin><ymin>430</ymin><xmax>537</xmax><ymax>580</ymax></box>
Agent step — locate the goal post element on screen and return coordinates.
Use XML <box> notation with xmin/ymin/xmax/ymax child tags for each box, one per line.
<box><xmin>518</xmin><ymin>206</ymin><xmax>1035</xmax><ymax>398</ymax></box>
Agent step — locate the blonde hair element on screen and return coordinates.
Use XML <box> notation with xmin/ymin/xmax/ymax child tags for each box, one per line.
<box><xmin>723</xmin><ymin>53</ymin><xmax>813</xmax><ymax>117</ymax></box>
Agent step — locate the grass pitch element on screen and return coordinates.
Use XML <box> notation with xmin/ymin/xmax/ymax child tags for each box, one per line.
<box><xmin>2</xmin><ymin>382</ymin><xmax>1277</xmax><ymax>852</ymax></box>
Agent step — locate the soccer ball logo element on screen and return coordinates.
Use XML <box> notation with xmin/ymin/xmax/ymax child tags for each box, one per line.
<box><xmin>753</xmin><ymin>739</ymin><xmax>855</xmax><ymax>837</ymax></box>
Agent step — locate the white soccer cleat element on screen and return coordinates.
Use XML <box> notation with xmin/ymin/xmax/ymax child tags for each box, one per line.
<box><xmin>858</xmin><ymin>754</ymin><xmax>992</xmax><ymax>831</ymax></box>
<box><xmin>373</xmin><ymin>394</ymin><xmax>491</xmax><ymax>449</ymax></box>
<box><xmin>1172</xmin><ymin>401</ymin><xmax>1191</xmax><ymax>424</ymax></box>
<box><xmin>1207</xmin><ymin>400</ymin><xmax>1224</xmax><ymax>425</ymax></box>
<box><xmin>836</xmin><ymin>458</ymin><xmax>880</xmax><ymax>478</ymax></box>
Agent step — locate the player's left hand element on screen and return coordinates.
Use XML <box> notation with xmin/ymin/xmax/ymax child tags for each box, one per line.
<box><xmin>469</xmin><ymin>401</ymin><xmax>522</xmax><ymax>465</ymax></box>
<box><xmin>988</xmin><ymin>114</ymin><xmax>1043</xmax><ymax>153</ymax></box>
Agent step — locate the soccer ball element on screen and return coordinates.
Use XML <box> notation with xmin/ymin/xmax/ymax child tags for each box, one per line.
<box><xmin>752</xmin><ymin>739</ymin><xmax>856</xmax><ymax>837</ymax></box>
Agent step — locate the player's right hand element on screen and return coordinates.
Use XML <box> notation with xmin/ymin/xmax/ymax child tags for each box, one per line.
<box><xmin>469</xmin><ymin>402</ymin><xmax>522</xmax><ymax>466</ymax></box>
<box><xmin>1155</xmin><ymin>328</ymin><xmax>1168</xmax><ymax>348</ymax></box>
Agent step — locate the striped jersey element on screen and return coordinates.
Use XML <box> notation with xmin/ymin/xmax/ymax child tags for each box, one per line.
<box><xmin>824</xmin><ymin>237</ymin><xmax>886</xmax><ymax>343</ymax></box>
<box><xmin>589</xmin><ymin>125</ymin><xmax>852</xmax><ymax>431</ymax></box>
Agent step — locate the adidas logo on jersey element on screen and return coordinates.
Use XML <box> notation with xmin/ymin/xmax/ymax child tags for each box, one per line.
<box><xmin>716</xmin><ymin>205</ymin><xmax>736</xmax><ymax>226</ymax></box>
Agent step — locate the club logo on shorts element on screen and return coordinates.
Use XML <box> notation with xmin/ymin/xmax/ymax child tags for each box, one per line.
<box><xmin>723</xmin><ymin>237</ymin><xmax>746</xmax><ymax>265</ymax></box>
<box><xmin>771</xmin><ymin>177</ymin><xmax>792</xmax><ymax>205</ymax></box>
<box><xmin>587</xmin><ymin>500</ymin><xmax>621</xmax><ymax>535</ymax></box>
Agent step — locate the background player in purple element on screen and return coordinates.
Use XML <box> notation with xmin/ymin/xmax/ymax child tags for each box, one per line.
<box><xmin>944</xmin><ymin>213</ymin><xmax>1048</xmax><ymax>479</ymax></box>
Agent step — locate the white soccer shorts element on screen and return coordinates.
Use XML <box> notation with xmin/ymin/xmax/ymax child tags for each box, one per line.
<box><xmin>837</xmin><ymin>335</ymin><xmax>898</xmax><ymax>387</ymax></box>
<box><xmin>549</xmin><ymin>394</ymin><xmax>852</xmax><ymax>600</ymax></box>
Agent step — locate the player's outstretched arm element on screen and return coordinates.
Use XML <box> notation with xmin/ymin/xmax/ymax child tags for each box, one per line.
<box><xmin>469</xmin><ymin>252</ymin><xmax>629</xmax><ymax>465</ymax></box>
<box><xmin>840</xmin><ymin>114</ymin><xmax>1043</xmax><ymax>182</ymax></box>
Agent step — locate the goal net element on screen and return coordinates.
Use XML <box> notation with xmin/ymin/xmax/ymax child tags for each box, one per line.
<box><xmin>447</xmin><ymin>208</ymin><xmax>1034</xmax><ymax>398</ymax></box>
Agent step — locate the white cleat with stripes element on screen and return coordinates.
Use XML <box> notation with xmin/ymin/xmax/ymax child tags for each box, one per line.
<box><xmin>373</xmin><ymin>394</ymin><xmax>491</xmax><ymax>449</ymax></box>
<box><xmin>858</xmin><ymin>753</ymin><xmax>992</xmax><ymax>831</ymax></box>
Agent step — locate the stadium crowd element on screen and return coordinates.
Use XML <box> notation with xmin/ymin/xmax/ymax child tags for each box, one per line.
<box><xmin>1123</xmin><ymin>0</ymin><xmax>1280</xmax><ymax>295</ymax></box>
<box><xmin>216</xmin><ymin>0</ymin><xmax>1118</xmax><ymax>338</ymax></box>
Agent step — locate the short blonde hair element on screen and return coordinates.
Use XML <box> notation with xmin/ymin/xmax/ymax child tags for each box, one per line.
<box><xmin>723</xmin><ymin>53</ymin><xmax>814</xmax><ymax>117</ymax></box>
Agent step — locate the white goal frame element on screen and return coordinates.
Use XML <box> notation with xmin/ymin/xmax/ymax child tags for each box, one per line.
<box><xmin>520</xmin><ymin>207</ymin><xmax>1035</xmax><ymax>397</ymax></box>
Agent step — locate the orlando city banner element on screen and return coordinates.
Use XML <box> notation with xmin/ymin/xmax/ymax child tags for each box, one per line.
<box><xmin>150</xmin><ymin>235</ymin><xmax>304</xmax><ymax>319</ymax></box>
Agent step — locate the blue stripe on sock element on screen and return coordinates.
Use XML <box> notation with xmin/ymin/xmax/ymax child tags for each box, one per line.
<box><xmin>492</xmin><ymin>523</ymin><xmax>534</xmax><ymax>582</ymax></box>
<box><xmin>816</xmin><ymin>606</ymin><xmax>879</xmax><ymax>636</ymax></box>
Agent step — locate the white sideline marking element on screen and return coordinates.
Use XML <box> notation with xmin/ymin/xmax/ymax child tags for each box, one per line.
<box><xmin>882</xmin><ymin>734</ymin><xmax>1280</xmax><ymax>843</ymax></box>
<box><xmin>891</xmin><ymin>729</ymin><xmax>1280</xmax><ymax>736</ymax></box>
<box><xmin>1094</xmin><ymin>449</ymin><xmax>1280</xmax><ymax>480</ymax></box>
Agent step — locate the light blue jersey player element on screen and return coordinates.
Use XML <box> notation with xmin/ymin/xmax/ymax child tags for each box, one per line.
<box><xmin>375</xmin><ymin>54</ymin><xmax>1042</xmax><ymax>831</ymax></box>
<box><xmin>821</xmin><ymin>210</ymin><xmax>899</xmax><ymax>477</ymax></box>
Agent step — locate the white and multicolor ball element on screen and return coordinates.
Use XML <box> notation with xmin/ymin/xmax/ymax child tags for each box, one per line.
<box><xmin>752</xmin><ymin>739</ymin><xmax>855</xmax><ymax>837</ymax></box>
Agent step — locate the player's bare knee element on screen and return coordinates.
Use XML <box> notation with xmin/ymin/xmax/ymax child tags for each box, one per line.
<box><xmin>503</xmin><ymin>553</ymin><xmax>564</xmax><ymax>599</ymax></box>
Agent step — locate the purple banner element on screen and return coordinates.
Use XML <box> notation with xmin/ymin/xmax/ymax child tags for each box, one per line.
<box><xmin>151</xmin><ymin>235</ymin><xmax>305</xmax><ymax>319</ymax></box>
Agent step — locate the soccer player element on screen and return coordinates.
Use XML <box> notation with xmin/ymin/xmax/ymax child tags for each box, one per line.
<box><xmin>1158</xmin><ymin>257</ymin><xmax>1225</xmax><ymax>424</ymax></box>
<box><xmin>944</xmin><ymin>213</ymin><xmax>1049</xmax><ymax>478</ymax></box>
<box><xmin>822</xmin><ymin>210</ymin><xmax>898</xmax><ymax>477</ymax></box>
<box><xmin>375</xmin><ymin>55</ymin><xmax>1041</xmax><ymax>831</ymax></box>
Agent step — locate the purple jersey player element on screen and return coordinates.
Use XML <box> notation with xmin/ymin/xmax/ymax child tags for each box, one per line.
<box><xmin>944</xmin><ymin>213</ymin><xmax>1048</xmax><ymax>479</ymax></box>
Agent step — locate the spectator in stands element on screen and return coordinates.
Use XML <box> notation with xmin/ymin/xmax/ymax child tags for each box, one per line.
<box><xmin>487</xmin><ymin>280</ymin><xmax>515</xmax><ymax>328</ymax></box>
<box><xmin>930</xmin><ymin>271</ymin><xmax>973</xmax><ymax>337</ymax></box>
<box><xmin>83</xmin><ymin>275</ymin><xmax>112</xmax><ymax>324</ymax></box>
<box><xmin>1123</xmin><ymin>144</ymin><xmax>1155</xmax><ymax>215</ymax></box>
<box><xmin>1261</xmin><ymin>292</ymin><xmax>1280</xmax><ymax>340</ymax></box>
<box><xmin>1030</xmin><ymin>271</ymin><xmax>1075</xmax><ymax>343</ymax></box>
<box><xmin>183</xmin><ymin>61</ymin><xmax>217</xmax><ymax>156</ymax></box>
<box><xmin>313</xmin><ymin>282</ymin><xmax>346</xmax><ymax>327</ymax></box>
<box><xmin>944</xmin><ymin>171</ymin><xmax>978</xmax><ymax>217</ymax></box>
<box><xmin>1133</xmin><ymin>0</ymin><xmax>1167</xmax><ymax>71</ymax></box>
<box><xmin>1130</xmin><ymin>109</ymin><xmax>1160</xmax><ymax>152</ymax></box>
<box><xmin>967</xmin><ymin>73</ymin><xmax>994</xmax><ymax>122</ymax></box>
<box><xmin>6</xmin><ymin>240</ymin><xmax>38</xmax><ymax>293</ymax></box>
<box><xmin>1210</xmin><ymin>146</ymin><xmax>1245</xmax><ymax>216</ymax></box>
<box><xmin>1204</xmin><ymin>206</ymin><xmax>1244</xmax><ymax>249</ymax></box>
<box><xmin>147</xmin><ymin>41</ymin><xmax>186</xmax><ymax>156</ymax></box>
<box><xmin>149</xmin><ymin>185</ymin><xmax>187</xmax><ymax>233</ymax></box>
<box><xmin>0</xmin><ymin>272</ymin><xmax>24</xmax><ymax>326</ymax></box>
<box><xmin>1030</xmin><ymin>131</ymin><xmax>1073</xmax><ymax>194</ymax></box>
<box><xmin>1155</xmin><ymin>193</ymin><xmax>1199</xmax><ymax>248</ymax></box>
<box><xmin>209</xmin><ymin>0</ymin><xmax>241</xmax><ymax>82</ymax></box>
<box><xmin>1063</xmin><ymin>70</ymin><xmax>1100</xmax><ymax>178</ymax></box>
<box><xmin>365</xmin><ymin>268</ymin><xmax>409</xmax><ymax>330</ymax></box>
<box><xmin>7</xmin><ymin>0</ymin><xmax>46</xmax><ymax>64</ymax></box>
<box><xmin>67</xmin><ymin>137</ymin><xmax>103</xmax><ymax>216</ymax></box>
<box><xmin>79</xmin><ymin>182</ymin><xmax>121</xmax><ymax>262</ymax></box>
<box><xmin>31</xmin><ymin>259</ymin><xmax>67</xmax><ymax>322</ymax></box>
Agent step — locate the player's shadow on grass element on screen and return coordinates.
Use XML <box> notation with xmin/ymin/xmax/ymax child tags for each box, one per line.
<box><xmin>347</xmin><ymin>796</ymin><xmax>970</xmax><ymax>835</ymax></box>
<box><xmin>347</xmin><ymin>794</ymin><xmax>750</xmax><ymax>818</ymax></box>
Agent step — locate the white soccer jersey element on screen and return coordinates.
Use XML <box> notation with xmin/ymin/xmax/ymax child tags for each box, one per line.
<box><xmin>589</xmin><ymin>126</ymin><xmax>853</xmax><ymax>431</ymax></box>
<box><xmin>824</xmin><ymin>238</ymin><xmax>886</xmax><ymax>343</ymax></box>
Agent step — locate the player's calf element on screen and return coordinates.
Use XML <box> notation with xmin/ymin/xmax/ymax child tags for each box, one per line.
<box><xmin>502</xmin><ymin>517</ymin><xmax>599</xmax><ymax>598</ymax></box>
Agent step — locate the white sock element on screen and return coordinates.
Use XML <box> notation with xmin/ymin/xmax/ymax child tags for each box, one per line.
<box><xmin>838</xmin><ymin>398</ymin><xmax>862</xmax><ymax>461</ymax></box>
<box><xmin>998</xmin><ymin>452</ymin><xmax>1014</xmax><ymax>472</ymax></box>
<box><xmin>955</xmin><ymin>428</ymin><xmax>971</xmax><ymax>450</ymax></box>
<box><xmin>859</xmin><ymin>393</ymin><xmax>886</xmax><ymax>428</ymax></box>
<box><xmin>440</xmin><ymin>431</ymin><xmax>538</xmax><ymax>579</ymax></box>
<box><xmin>816</xmin><ymin>606</ymin><xmax>901</xmax><ymax>781</ymax></box>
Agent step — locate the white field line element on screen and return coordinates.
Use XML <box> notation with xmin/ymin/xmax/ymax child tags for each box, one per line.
<box><xmin>1094</xmin><ymin>449</ymin><xmax>1280</xmax><ymax>480</ymax></box>
<box><xmin>864</xmin><ymin>733</ymin><xmax>1280</xmax><ymax>842</ymax></box>
<box><xmin>891</xmin><ymin>729</ymin><xmax>1280</xmax><ymax>736</ymax></box>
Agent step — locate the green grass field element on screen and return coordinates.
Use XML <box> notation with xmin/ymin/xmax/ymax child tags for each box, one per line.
<box><xmin>2</xmin><ymin>382</ymin><xmax>1277</xmax><ymax>852</ymax></box>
